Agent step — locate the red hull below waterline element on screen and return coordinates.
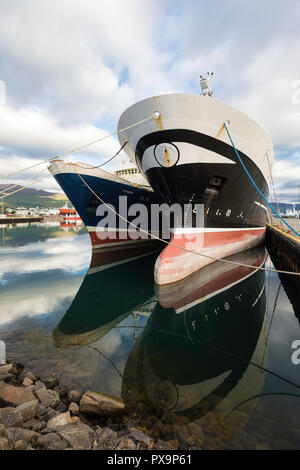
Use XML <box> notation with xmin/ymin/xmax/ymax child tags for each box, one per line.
<box><xmin>154</xmin><ymin>227</ymin><xmax>266</xmax><ymax>285</ymax></box>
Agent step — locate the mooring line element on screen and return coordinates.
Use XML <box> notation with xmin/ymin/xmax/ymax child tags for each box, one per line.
<box><xmin>73</xmin><ymin>166</ymin><xmax>300</xmax><ymax>277</ymax></box>
<box><xmin>224</xmin><ymin>122</ymin><xmax>300</xmax><ymax>238</ymax></box>
<box><xmin>0</xmin><ymin>115</ymin><xmax>154</xmax><ymax>181</ymax></box>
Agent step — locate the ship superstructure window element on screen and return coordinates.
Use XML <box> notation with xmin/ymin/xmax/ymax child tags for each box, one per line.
<box><xmin>115</xmin><ymin>168</ymin><xmax>140</xmax><ymax>176</ymax></box>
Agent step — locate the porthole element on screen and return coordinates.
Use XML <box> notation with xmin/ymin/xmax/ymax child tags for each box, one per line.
<box><xmin>154</xmin><ymin>142</ymin><xmax>179</xmax><ymax>168</ymax></box>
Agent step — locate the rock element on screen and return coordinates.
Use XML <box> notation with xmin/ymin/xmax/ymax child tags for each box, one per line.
<box><xmin>22</xmin><ymin>377</ymin><xmax>33</xmax><ymax>387</ymax></box>
<box><xmin>0</xmin><ymin>382</ymin><xmax>35</xmax><ymax>406</ymax></box>
<box><xmin>56</xmin><ymin>402</ymin><xmax>68</xmax><ymax>413</ymax></box>
<box><xmin>0</xmin><ymin>364</ymin><xmax>16</xmax><ymax>375</ymax></box>
<box><xmin>23</xmin><ymin>418</ymin><xmax>37</xmax><ymax>429</ymax></box>
<box><xmin>0</xmin><ymin>407</ymin><xmax>23</xmax><ymax>428</ymax></box>
<box><xmin>23</xmin><ymin>385</ymin><xmax>35</xmax><ymax>393</ymax></box>
<box><xmin>46</xmin><ymin>409</ymin><xmax>59</xmax><ymax>421</ymax></box>
<box><xmin>69</xmin><ymin>402</ymin><xmax>79</xmax><ymax>415</ymax></box>
<box><xmin>116</xmin><ymin>437</ymin><xmax>136</xmax><ymax>450</ymax></box>
<box><xmin>14</xmin><ymin>439</ymin><xmax>27</xmax><ymax>450</ymax></box>
<box><xmin>0</xmin><ymin>424</ymin><xmax>11</xmax><ymax>442</ymax></box>
<box><xmin>16</xmin><ymin>399</ymin><xmax>39</xmax><ymax>422</ymax></box>
<box><xmin>0</xmin><ymin>437</ymin><xmax>13</xmax><ymax>450</ymax></box>
<box><xmin>68</xmin><ymin>390</ymin><xmax>82</xmax><ymax>403</ymax></box>
<box><xmin>44</xmin><ymin>374</ymin><xmax>59</xmax><ymax>390</ymax></box>
<box><xmin>35</xmin><ymin>433</ymin><xmax>67</xmax><ymax>450</ymax></box>
<box><xmin>80</xmin><ymin>391</ymin><xmax>125</xmax><ymax>416</ymax></box>
<box><xmin>34</xmin><ymin>381</ymin><xmax>46</xmax><ymax>392</ymax></box>
<box><xmin>35</xmin><ymin>389</ymin><xmax>60</xmax><ymax>408</ymax></box>
<box><xmin>25</xmin><ymin>371</ymin><xmax>38</xmax><ymax>383</ymax></box>
<box><xmin>8</xmin><ymin>427</ymin><xmax>39</xmax><ymax>445</ymax></box>
<box><xmin>97</xmin><ymin>428</ymin><xmax>120</xmax><ymax>449</ymax></box>
<box><xmin>129</xmin><ymin>428</ymin><xmax>151</xmax><ymax>446</ymax></box>
<box><xmin>156</xmin><ymin>439</ymin><xmax>179</xmax><ymax>450</ymax></box>
<box><xmin>58</xmin><ymin>386</ymin><xmax>68</xmax><ymax>398</ymax></box>
<box><xmin>47</xmin><ymin>412</ymin><xmax>71</xmax><ymax>430</ymax></box>
<box><xmin>56</xmin><ymin>421</ymin><xmax>96</xmax><ymax>450</ymax></box>
<box><xmin>0</xmin><ymin>364</ymin><xmax>16</xmax><ymax>382</ymax></box>
<box><xmin>37</xmin><ymin>404</ymin><xmax>48</xmax><ymax>417</ymax></box>
<box><xmin>0</xmin><ymin>423</ymin><xmax>8</xmax><ymax>437</ymax></box>
<box><xmin>32</xmin><ymin>421</ymin><xmax>46</xmax><ymax>432</ymax></box>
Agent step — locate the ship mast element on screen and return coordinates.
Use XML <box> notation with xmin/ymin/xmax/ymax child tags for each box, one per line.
<box><xmin>200</xmin><ymin>72</ymin><xmax>214</xmax><ymax>97</ymax></box>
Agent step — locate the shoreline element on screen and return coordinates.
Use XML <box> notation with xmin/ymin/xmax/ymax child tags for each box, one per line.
<box><xmin>0</xmin><ymin>361</ymin><xmax>180</xmax><ymax>451</ymax></box>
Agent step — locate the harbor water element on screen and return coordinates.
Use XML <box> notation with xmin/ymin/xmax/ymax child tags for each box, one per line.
<box><xmin>0</xmin><ymin>222</ymin><xmax>300</xmax><ymax>450</ymax></box>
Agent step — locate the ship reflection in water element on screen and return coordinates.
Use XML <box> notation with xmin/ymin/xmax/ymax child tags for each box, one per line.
<box><xmin>54</xmin><ymin>244</ymin><xmax>268</xmax><ymax>448</ymax></box>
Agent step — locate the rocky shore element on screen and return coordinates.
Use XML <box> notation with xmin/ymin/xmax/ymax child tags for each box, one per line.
<box><xmin>0</xmin><ymin>362</ymin><xmax>178</xmax><ymax>451</ymax></box>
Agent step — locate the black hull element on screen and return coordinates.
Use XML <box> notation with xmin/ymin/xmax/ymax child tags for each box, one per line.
<box><xmin>135</xmin><ymin>129</ymin><xmax>269</xmax><ymax>229</ymax></box>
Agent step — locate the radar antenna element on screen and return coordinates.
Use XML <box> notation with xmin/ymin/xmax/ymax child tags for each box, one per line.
<box><xmin>200</xmin><ymin>72</ymin><xmax>214</xmax><ymax>97</ymax></box>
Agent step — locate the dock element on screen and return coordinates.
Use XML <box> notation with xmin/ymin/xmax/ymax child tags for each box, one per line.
<box><xmin>266</xmin><ymin>219</ymin><xmax>300</xmax><ymax>318</ymax></box>
<box><xmin>0</xmin><ymin>217</ymin><xmax>43</xmax><ymax>225</ymax></box>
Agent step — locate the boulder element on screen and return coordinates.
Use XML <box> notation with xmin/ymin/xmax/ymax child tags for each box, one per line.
<box><xmin>7</xmin><ymin>427</ymin><xmax>39</xmax><ymax>445</ymax></box>
<box><xmin>156</xmin><ymin>439</ymin><xmax>179</xmax><ymax>450</ymax></box>
<box><xmin>0</xmin><ymin>407</ymin><xmax>23</xmax><ymax>428</ymax></box>
<box><xmin>56</xmin><ymin>421</ymin><xmax>96</xmax><ymax>450</ymax></box>
<box><xmin>35</xmin><ymin>389</ymin><xmax>60</xmax><ymax>408</ymax></box>
<box><xmin>37</xmin><ymin>403</ymin><xmax>48</xmax><ymax>417</ymax></box>
<box><xmin>22</xmin><ymin>377</ymin><xmax>33</xmax><ymax>387</ymax></box>
<box><xmin>23</xmin><ymin>418</ymin><xmax>37</xmax><ymax>429</ymax></box>
<box><xmin>129</xmin><ymin>428</ymin><xmax>151</xmax><ymax>446</ymax></box>
<box><xmin>14</xmin><ymin>439</ymin><xmax>27</xmax><ymax>450</ymax></box>
<box><xmin>24</xmin><ymin>371</ymin><xmax>38</xmax><ymax>383</ymax></box>
<box><xmin>16</xmin><ymin>399</ymin><xmax>39</xmax><ymax>422</ymax></box>
<box><xmin>68</xmin><ymin>390</ymin><xmax>82</xmax><ymax>403</ymax></box>
<box><xmin>97</xmin><ymin>428</ymin><xmax>120</xmax><ymax>449</ymax></box>
<box><xmin>0</xmin><ymin>364</ymin><xmax>16</xmax><ymax>382</ymax></box>
<box><xmin>47</xmin><ymin>412</ymin><xmax>71</xmax><ymax>430</ymax></box>
<box><xmin>0</xmin><ymin>437</ymin><xmax>13</xmax><ymax>450</ymax></box>
<box><xmin>32</xmin><ymin>421</ymin><xmax>46</xmax><ymax>432</ymax></box>
<box><xmin>68</xmin><ymin>402</ymin><xmax>79</xmax><ymax>415</ymax></box>
<box><xmin>35</xmin><ymin>433</ymin><xmax>67</xmax><ymax>450</ymax></box>
<box><xmin>80</xmin><ymin>390</ymin><xmax>125</xmax><ymax>416</ymax></box>
<box><xmin>115</xmin><ymin>437</ymin><xmax>136</xmax><ymax>450</ymax></box>
<box><xmin>34</xmin><ymin>381</ymin><xmax>46</xmax><ymax>392</ymax></box>
<box><xmin>0</xmin><ymin>382</ymin><xmax>35</xmax><ymax>406</ymax></box>
<box><xmin>44</xmin><ymin>374</ymin><xmax>59</xmax><ymax>390</ymax></box>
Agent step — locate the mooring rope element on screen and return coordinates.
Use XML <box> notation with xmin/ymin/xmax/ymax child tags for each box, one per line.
<box><xmin>224</xmin><ymin>122</ymin><xmax>300</xmax><ymax>238</ymax></box>
<box><xmin>0</xmin><ymin>170</ymin><xmax>49</xmax><ymax>200</ymax></box>
<box><xmin>0</xmin><ymin>166</ymin><xmax>48</xmax><ymax>196</ymax></box>
<box><xmin>0</xmin><ymin>115</ymin><xmax>154</xmax><ymax>181</ymax></box>
<box><xmin>73</xmin><ymin>165</ymin><xmax>300</xmax><ymax>277</ymax></box>
<box><xmin>74</xmin><ymin>140</ymin><xmax>128</xmax><ymax>170</ymax></box>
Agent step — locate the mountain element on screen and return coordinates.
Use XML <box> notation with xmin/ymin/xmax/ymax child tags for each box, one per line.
<box><xmin>0</xmin><ymin>185</ymin><xmax>69</xmax><ymax>208</ymax></box>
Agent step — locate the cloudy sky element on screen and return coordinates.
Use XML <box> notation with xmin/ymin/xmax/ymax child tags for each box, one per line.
<box><xmin>0</xmin><ymin>0</ymin><xmax>299</xmax><ymax>200</ymax></box>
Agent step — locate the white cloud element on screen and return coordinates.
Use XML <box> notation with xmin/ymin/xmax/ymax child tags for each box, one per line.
<box><xmin>0</xmin><ymin>0</ymin><xmax>299</xmax><ymax>199</ymax></box>
<box><xmin>0</xmin><ymin>234</ymin><xmax>91</xmax><ymax>279</ymax></box>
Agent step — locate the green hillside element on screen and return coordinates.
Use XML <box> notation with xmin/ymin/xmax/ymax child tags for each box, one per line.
<box><xmin>3</xmin><ymin>195</ymin><xmax>69</xmax><ymax>209</ymax></box>
<box><xmin>0</xmin><ymin>185</ymin><xmax>69</xmax><ymax>208</ymax></box>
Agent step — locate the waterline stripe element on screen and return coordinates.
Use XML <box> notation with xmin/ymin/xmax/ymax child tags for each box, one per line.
<box><xmin>175</xmin><ymin>260</ymin><xmax>264</xmax><ymax>314</ymax></box>
<box><xmin>172</xmin><ymin>226</ymin><xmax>265</xmax><ymax>235</ymax></box>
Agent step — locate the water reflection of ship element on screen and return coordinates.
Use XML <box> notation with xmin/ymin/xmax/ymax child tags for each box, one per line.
<box><xmin>53</xmin><ymin>242</ymin><xmax>268</xmax><ymax>449</ymax></box>
<box><xmin>121</xmin><ymin>246</ymin><xmax>267</xmax><ymax>448</ymax></box>
<box><xmin>53</xmin><ymin>250</ymin><xmax>158</xmax><ymax>347</ymax></box>
<box><xmin>59</xmin><ymin>221</ymin><xmax>83</xmax><ymax>232</ymax></box>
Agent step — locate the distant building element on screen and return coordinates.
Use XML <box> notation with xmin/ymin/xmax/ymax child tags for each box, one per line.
<box><xmin>59</xmin><ymin>202</ymin><xmax>76</xmax><ymax>216</ymax></box>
